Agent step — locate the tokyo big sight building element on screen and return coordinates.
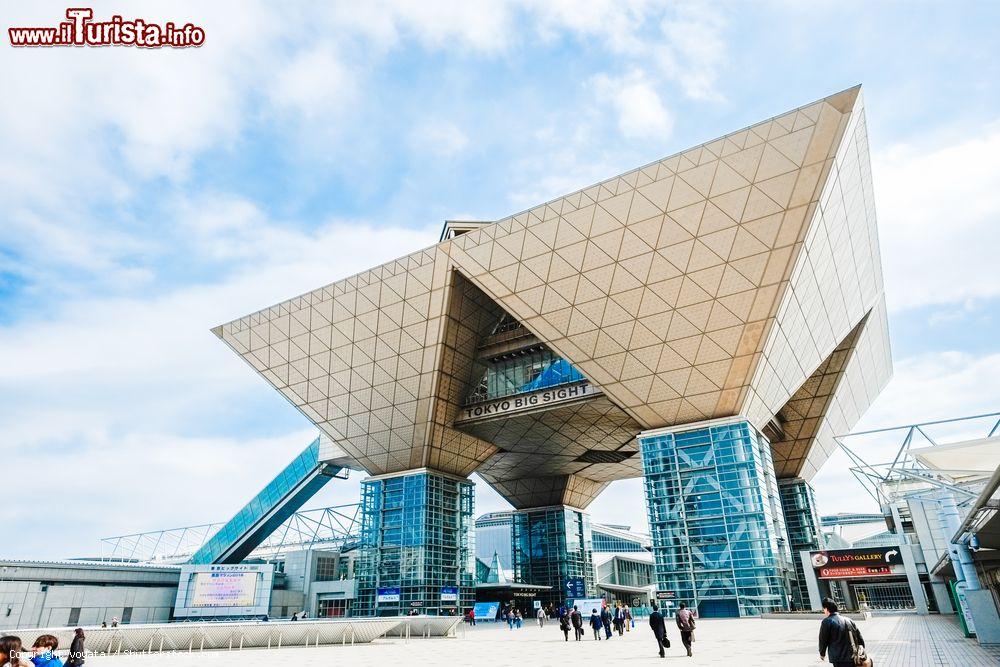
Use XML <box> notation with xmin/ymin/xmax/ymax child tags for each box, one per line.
<box><xmin>210</xmin><ymin>86</ymin><xmax>892</xmax><ymax>618</ymax></box>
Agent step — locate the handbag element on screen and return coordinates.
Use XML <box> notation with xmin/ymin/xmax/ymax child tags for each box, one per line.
<box><xmin>847</xmin><ymin>619</ymin><xmax>872</xmax><ymax>667</ymax></box>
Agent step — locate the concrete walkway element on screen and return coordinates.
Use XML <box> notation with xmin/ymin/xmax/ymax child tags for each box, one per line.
<box><xmin>89</xmin><ymin>614</ymin><xmax>1000</xmax><ymax>666</ymax></box>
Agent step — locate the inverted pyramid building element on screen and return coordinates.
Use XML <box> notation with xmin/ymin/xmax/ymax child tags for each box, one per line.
<box><xmin>213</xmin><ymin>85</ymin><xmax>891</xmax><ymax>510</ymax></box>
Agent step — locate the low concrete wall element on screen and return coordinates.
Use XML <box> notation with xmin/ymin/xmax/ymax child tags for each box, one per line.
<box><xmin>389</xmin><ymin>616</ymin><xmax>463</xmax><ymax>638</ymax></box>
<box><xmin>760</xmin><ymin>612</ymin><xmax>871</xmax><ymax>621</ymax></box>
<box><xmin>4</xmin><ymin>618</ymin><xmax>400</xmax><ymax>655</ymax></box>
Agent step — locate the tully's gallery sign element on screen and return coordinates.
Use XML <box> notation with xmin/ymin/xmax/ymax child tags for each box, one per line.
<box><xmin>457</xmin><ymin>382</ymin><xmax>600</xmax><ymax>422</ymax></box>
<box><xmin>810</xmin><ymin>547</ymin><xmax>903</xmax><ymax>579</ymax></box>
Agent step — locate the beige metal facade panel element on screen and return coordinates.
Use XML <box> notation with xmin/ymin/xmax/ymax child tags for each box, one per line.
<box><xmin>445</xmin><ymin>88</ymin><xmax>869</xmax><ymax>434</ymax></box>
<box><xmin>795</xmin><ymin>298</ymin><xmax>892</xmax><ymax>480</ymax></box>
<box><xmin>214</xmin><ymin>245</ymin><xmax>465</xmax><ymax>475</ymax></box>
<box><xmin>744</xmin><ymin>93</ymin><xmax>892</xmax><ymax>477</ymax></box>
<box><xmin>214</xmin><ymin>86</ymin><xmax>891</xmax><ymax>498</ymax></box>
<box><xmin>479</xmin><ymin>474</ymin><xmax>611</xmax><ymax>510</ymax></box>
<box><xmin>460</xmin><ymin>395</ymin><xmax>644</xmax><ymax>484</ymax></box>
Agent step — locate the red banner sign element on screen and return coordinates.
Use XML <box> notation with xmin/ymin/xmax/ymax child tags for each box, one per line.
<box><xmin>818</xmin><ymin>565</ymin><xmax>894</xmax><ymax>579</ymax></box>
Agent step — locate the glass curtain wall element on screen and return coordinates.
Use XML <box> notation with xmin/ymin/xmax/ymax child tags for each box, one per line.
<box><xmin>511</xmin><ymin>506</ymin><xmax>594</xmax><ymax>610</ymax></box>
<box><xmin>466</xmin><ymin>351</ymin><xmax>586</xmax><ymax>404</ymax></box>
<box><xmin>353</xmin><ymin>471</ymin><xmax>475</xmax><ymax>616</ymax></box>
<box><xmin>778</xmin><ymin>477</ymin><xmax>825</xmax><ymax>610</ymax></box>
<box><xmin>640</xmin><ymin>421</ymin><xmax>791</xmax><ymax>617</ymax></box>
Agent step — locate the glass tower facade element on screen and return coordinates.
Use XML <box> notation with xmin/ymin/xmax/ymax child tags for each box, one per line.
<box><xmin>639</xmin><ymin>420</ymin><xmax>792</xmax><ymax>617</ymax></box>
<box><xmin>511</xmin><ymin>506</ymin><xmax>594</xmax><ymax>609</ymax></box>
<box><xmin>778</xmin><ymin>477</ymin><xmax>825</xmax><ymax>610</ymax></box>
<box><xmin>353</xmin><ymin>470</ymin><xmax>475</xmax><ymax>616</ymax></box>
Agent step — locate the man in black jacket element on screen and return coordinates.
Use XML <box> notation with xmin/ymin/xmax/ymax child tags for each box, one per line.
<box><xmin>570</xmin><ymin>605</ymin><xmax>584</xmax><ymax>641</ymax></box>
<box><xmin>819</xmin><ymin>598</ymin><xmax>865</xmax><ymax>666</ymax></box>
<box><xmin>648</xmin><ymin>602</ymin><xmax>669</xmax><ymax>658</ymax></box>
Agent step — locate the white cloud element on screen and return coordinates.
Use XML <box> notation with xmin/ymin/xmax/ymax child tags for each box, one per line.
<box><xmin>874</xmin><ymin>120</ymin><xmax>1000</xmax><ymax>311</ymax></box>
<box><xmin>595</xmin><ymin>71</ymin><xmax>674</xmax><ymax>140</ymax></box>
<box><xmin>268</xmin><ymin>46</ymin><xmax>358</xmax><ymax>122</ymax></box>
<box><xmin>0</xmin><ymin>212</ymin><xmax>438</xmax><ymax>557</ymax></box>
<box><xmin>657</xmin><ymin>3</ymin><xmax>728</xmax><ymax>101</ymax></box>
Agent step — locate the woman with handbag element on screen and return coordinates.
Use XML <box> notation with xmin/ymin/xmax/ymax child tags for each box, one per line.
<box><xmin>65</xmin><ymin>629</ymin><xmax>85</xmax><ymax>667</ymax></box>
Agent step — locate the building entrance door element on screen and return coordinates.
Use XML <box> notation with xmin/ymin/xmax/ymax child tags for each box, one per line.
<box><xmin>697</xmin><ymin>598</ymin><xmax>739</xmax><ymax>618</ymax></box>
<box><xmin>851</xmin><ymin>582</ymin><xmax>915</xmax><ymax>610</ymax></box>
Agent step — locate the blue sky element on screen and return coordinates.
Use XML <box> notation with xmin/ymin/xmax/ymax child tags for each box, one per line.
<box><xmin>2</xmin><ymin>1</ymin><xmax>999</xmax><ymax>559</ymax></box>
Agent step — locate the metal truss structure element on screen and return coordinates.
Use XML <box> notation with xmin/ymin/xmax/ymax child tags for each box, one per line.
<box><xmin>836</xmin><ymin>411</ymin><xmax>1000</xmax><ymax>507</ymax></box>
<box><xmin>100</xmin><ymin>503</ymin><xmax>361</xmax><ymax>564</ymax></box>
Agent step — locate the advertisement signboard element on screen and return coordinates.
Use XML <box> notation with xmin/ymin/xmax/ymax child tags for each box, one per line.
<box><xmin>809</xmin><ymin>547</ymin><xmax>903</xmax><ymax>579</ymax></box>
<box><xmin>473</xmin><ymin>602</ymin><xmax>499</xmax><ymax>620</ymax></box>
<box><xmin>809</xmin><ymin>547</ymin><xmax>902</xmax><ymax>569</ymax></box>
<box><xmin>440</xmin><ymin>586</ymin><xmax>459</xmax><ymax>602</ymax></box>
<box><xmin>174</xmin><ymin>563</ymin><xmax>273</xmax><ymax>619</ymax></box>
<box><xmin>572</xmin><ymin>598</ymin><xmax>606</xmax><ymax>615</ymax></box>
<box><xmin>376</xmin><ymin>587</ymin><xmax>401</xmax><ymax>603</ymax></box>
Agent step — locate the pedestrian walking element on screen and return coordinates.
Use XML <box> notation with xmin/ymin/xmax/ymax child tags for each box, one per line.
<box><xmin>589</xmin><ymin>608</ymin><xmax>603</xmax><ymax>640</ymax></box>
<box><xmin>30</xmin><ymin>635</ymin><xmax>63</xmax><ymax>667</ymax></box>
<box><xmin>559</xmin><ymin>608</ymin><xmax>571</xmax><ymax>641</ymax></box>
<box><xmin>1</xmin><ymin>635</ymin><xmax>24</xmax><ymax>667</ymax></box>
<box><xmin>625</xmin><ymin>605</ymin><xmax>633</xmax><ymax>632</ymax></box>
<box><xmin>506</xmin><ymin>607</ymin><xmax>514</xmax><ymax>630</ymax></box>
<box><xmin>65</xmin><ymin>628</ymin><xmax>85</xmax><ymax>667</ymax></box>
<box><xmin>536</xmin><ymin>606</ymin><xmax>545</xmax><ymax>628</ymax></box>
<box><xmin>600</xmin><ymin>605</ymin><xmax>613</xmax><ymax>639</ymax></box>
<box><xmin>468</xmin><ymin>608</ymin><xmax>476</xmax><ymax>626</ymax></box>
<box><xmin>514</xmin><ymin>609</ymin><xmax>523</xmax><ymax>629</ymax></box>
<box><xmin>675</xmin><ymin>602</ymin><xmax>695</xmax><ymax>657</ymax></box>
<box><xmin>648</xmin><ymin>602</ymin><xmax>670</xmax><ymax>658</ymax></box>
<box><xmin>819</xmin><ymin>598</ymin><xmax>870</xmax><ymax>667</ymax></box>
<box><xmin>613</xmin><ymin>602</ymin><xmax>626</xmax><ymax>636</ymax></box>
<box><xmin>571</xmin><ymin>605</ymin><xmax>584</xmax><ymax>641</ymax></box>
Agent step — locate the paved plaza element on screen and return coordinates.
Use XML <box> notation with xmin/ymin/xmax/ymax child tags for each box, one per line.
<box><xmin>91</xmin><ymin>614</ymin><xmax>1000</xmax><ymax>666</ymax></box>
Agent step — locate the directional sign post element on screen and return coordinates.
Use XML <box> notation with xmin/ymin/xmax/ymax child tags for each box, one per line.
<box><xmin>564</xmin><ymin>577</ymin><xmax>586</xmax><ymax>601</ymax></box>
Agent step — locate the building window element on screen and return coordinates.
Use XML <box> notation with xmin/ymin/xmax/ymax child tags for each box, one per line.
<box><xmin>68</xmin><ymin>608</ymin><xmax>81</xmax><ymax>625</ymax></box>
<box><xmin>315</xmin><ymin>556</ymin><xmax>340</xmax><ymax>582</ymax></box>
<box><xmin>318</xmin><ymin>599</ymin><xmax>348</xmax><ymax>617</ymax></box>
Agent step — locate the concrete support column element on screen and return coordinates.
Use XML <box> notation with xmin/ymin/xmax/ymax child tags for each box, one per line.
<box><xmin>900</xmin><ymin>544</ymin><xmax>929</xmax><ymax>615</ymax></box>
<box><xmin>938</xmin><ymin>491</ymin><xmax>981</xmax><ymax>589</ymax></box>
<box><xmin>800</xmin><ymin>551</ymin><xmax>823</xmax><ymax>610</ymax></box>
